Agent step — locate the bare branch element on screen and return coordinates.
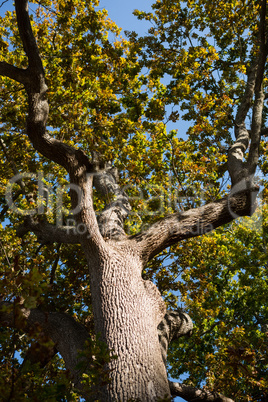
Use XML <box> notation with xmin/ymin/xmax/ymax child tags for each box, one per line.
<box><xmin>133</xmin><ymin>187</ymin><xmax>258</xmax><ymax>264</ymax></box>
<box><xmin>169</xmin><ymin>381</ymin><xmax>234</xmax><ymax>402</ymax></box>
<box><xmin>0</xmin><ymin>0</ymin><xmax>9</xmax><ymax>7</ymax></box>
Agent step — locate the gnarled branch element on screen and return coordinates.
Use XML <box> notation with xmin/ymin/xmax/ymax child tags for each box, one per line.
<box><xmin>228</xmin><ymin>0</ymin><xmax>268</xmax><ymax>186</ymax></box>
<box><xmin>12</xmin><ymin>1</ymin><xmax>93</xmax><ymax>178</ymax></box>
<box><xmin>0</xmin><ymin>1</ymin><xmax>104</xmax><ymax>247</ymax></box>
<box><xmin>134</xmin><ymin>187</ymin><xmax>258</xmax><ymax>264</ymax></box>
<box><xmin>169</xmin><ymin>381</ymin><xmax>234</xmax><ymax>402</ymax></box>
<box><xmin>93</xmin><ymin>158</ymin><xmax>131</xmax><ymax>240</ymax></box>
<box><xmin>158</xmin><ymin>310</ymin><xmax>193</xmax><ymax>366</ymax></box>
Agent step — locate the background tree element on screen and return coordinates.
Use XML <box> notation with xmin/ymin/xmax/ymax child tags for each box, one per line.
<box><xmin>0</xmin><ymin>0</ymin><xmax>267</xmax><ymax>401</ymax></box>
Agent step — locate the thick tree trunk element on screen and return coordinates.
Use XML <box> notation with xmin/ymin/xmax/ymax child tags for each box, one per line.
<box><xmin>84</xmin><ymin>244</ymin><xmax>171</xmax><ymax>401</ymax></box>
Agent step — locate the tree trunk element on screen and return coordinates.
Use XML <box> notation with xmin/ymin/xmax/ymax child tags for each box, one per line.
<box><xmin>84</xmin><ymin>244</ymin><xmax>171</xmax><ymax>401</ymax></box>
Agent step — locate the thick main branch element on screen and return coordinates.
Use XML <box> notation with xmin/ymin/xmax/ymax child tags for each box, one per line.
<box><xmin>0</xmin><ymin>301</ymin><xmax>89</xmax><ymax>387</ymax></box>
<box><xmin>133</xmin><ymin>188</ymin><xmax>257</xmax><ymax>263</ymax></box>
<box><xmin>0</xmin><ymin>1</ymin><xmax>93</xmax><ymax>179</ymax></box>
<box><xmin>0</xmin><ymin>1</ymin><xmax>104</xmax><ymax>248</ymax></box>
<box><xmin>16</xmin><ymin>216</ymin><xmax>81</xmax><ymax>244</ymax></box>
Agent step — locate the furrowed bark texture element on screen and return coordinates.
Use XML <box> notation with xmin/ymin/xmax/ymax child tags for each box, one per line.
<box><xmin>133</xmin><ymin>187</ymin><xmax>258</xmax><ymax>263</ymax></box>
<box><xmin>2</xmin><ymin>5</ymin><xmax>172</xmax><ymax>399</ymax></box>
<box><xmin>83</xmin><ymin>244</ymin><xmax>170</xmax><ymax>401</ymax></box>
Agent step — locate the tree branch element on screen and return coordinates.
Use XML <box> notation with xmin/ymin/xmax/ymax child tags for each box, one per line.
<box><xmin>227</xmin><ymin>62</ymin><xmax>257</xmax><ymax>185</ymax></box>
<box><xmin>93</xmin><ymin>157</ymin><xmax>131</xmax><ymax>240</ymax></box>
<box><xmin>158</xmin><ymin>310</ymin><xmax>193</xmax><ymax>366</ymax></box>
<box><xmin>134</xmin><ymin>187</ymin><xmax>258</xmax><ymax>263</ymax></box>
<box><xmin>169</xmin><ymin>381</ymin><xmax>235</xmax><ymax>402</ymax></box>
<box><xmin>228</xmin><ymin>0</ymin><xmax>268</xmax><ymax>185</ymax></box>
<box><xmin>14</xmin><ymin>0</ymin><xmax>44</xmax><ymax>73</ymax></box>
<box><xmin>16</xmin><ymin>216</ymin><xmax>81</xmax><ymax>244</ymax></box>
<box><xmin>5</xmin><ymin>0</ymin><xmax>104</xmax><ymax>248</ymax></box>
<box><xmin>11</xmin><ymin>0</ymin><xmax>93</xmax><ymax>177</ymax></box>
<box><xmin>0</xmin><ymin>62</ymin><xmax>29</xmax><ymax>84</ymax></box>
<box><xmin>0</xmin><ymin>301</ymin><xmax>89</xmax><ymax>387</ymax></box>
<box><xmin>246</xmin><ymin>0</ymin><xmax>268</xmax><ymax>176</ymax></box>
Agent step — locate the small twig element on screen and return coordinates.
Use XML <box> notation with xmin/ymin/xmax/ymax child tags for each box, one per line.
<box><xmin>0</xmin><ymin>0</ymin><xmax>9</xmax><ymax>8</ymax></box>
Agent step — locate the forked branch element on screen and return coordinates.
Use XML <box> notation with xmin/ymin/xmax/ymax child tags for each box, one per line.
<box><xmin>228</xmin><ymin>0</ymin><xmax>268</xmax><ymax>185</ymax></box>
<box><xmin>0</xmin><ymin>0</ymin><xmax>104</xmax><ymax>246</ymax></box>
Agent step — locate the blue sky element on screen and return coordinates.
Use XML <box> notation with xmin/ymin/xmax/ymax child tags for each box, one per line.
<box><xmin>0</xmin><ymin>0</ymin><xmax>153</xmax><ymax>33</ymax></box>
<box><xmin>100</xmin><ymin>0</ymin><xmax>152</xmax><ymax>35</ymax></box>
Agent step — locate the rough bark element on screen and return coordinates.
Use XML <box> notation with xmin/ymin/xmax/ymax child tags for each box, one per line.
<box><xmin>83</xmin><ymin>245</ymin><xmax>171</xmax><ymax>401</ymax></box>
<box><xmin>169</xmin><ymin>381</ymin><xmax>234</xmax><ymax>402</ymax></box>
<box><xmin>0</xmin><ymin>4</ymin><xmax>172</xmax><ymax>396</ymax></box>
<box><xmin>158</xmin><ymin>310</ymin><xmax>193</xmax><ymax>366</ymax></box>
<box><xmin>228</xmin><ymin>0</ymin><xmax>268</xmax><ymax>186</ymax></box>
<box><xmin>132</xmin><ymin>186</ymin><xmax>258</xmax><ymax>263</ymax></box>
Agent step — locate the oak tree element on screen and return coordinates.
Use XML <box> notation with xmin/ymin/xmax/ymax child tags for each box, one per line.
<box><xmin>0</xmin><ymin>0</ymin><xmax>267</xmax><ymax>401</ymax></box>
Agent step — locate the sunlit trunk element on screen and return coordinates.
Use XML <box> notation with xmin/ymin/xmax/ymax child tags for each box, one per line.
<box><xmin>86</xmin><ymin>246</ymin><xmax>171</xmax><ymax>401</ymax></box>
